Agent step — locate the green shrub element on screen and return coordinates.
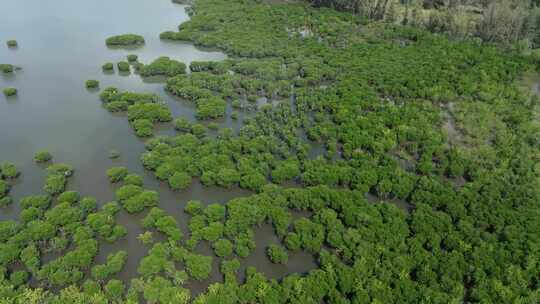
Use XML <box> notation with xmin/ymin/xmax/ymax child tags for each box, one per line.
<box><xmin>184</xmin><ymin>254</ymin><xmax>212</xmax><ymax>281</ymax></box>
<box><xmin>184</xmin><ymin>200</ymin><xmax>202</xmax><ymax>215</ymax></box>
<box><xmin>213</xmin><ymin>239</ymin><xmax>233</xmax><ymax>257</ymax></box>
<box><xmin>1</xmin><ymin>162</ymin><xmax>19</xmax><ymax>179</ymax></box>
<box><xmin>44</xmin><ymin>174</ymin><xmax>66</xmax><ymax>195</ymax></box>
<box><xmin>85</xmin><ymin>80</ymin><xmax>99</xmax><ymax>88</ymax></box>
<box><xmin>267</xmin><ymin>244</ymin><xmax>288</xmax><ymax>264</ymax></box>
<box><xmin>102</xmin><ymin>62</ymin><xmax>114</xmax><ymax>71</ymax></box>
<box><xmin>3</xmin><ymin>88</ymin><xmax>17</xmax><ymax>97</ymax></box>
<box><xmin>117</xmin><ymin>61</ymin><xmax>130</xmax><ymax>72</ymax></box>
<box><xmin>0</xmin><ymin>64</ymin><xmax>14</xmax><ymax>73</ymax></box>
<box><xmin>34</xmin><ymin>150</ymin><xmax>52</xmax><ymax>163</ymax></box>
<box><xmin>105</xmin><ymin>34</ymin><xmax>145</xmax><ymax>46</ymax></box>
<box><xmin>139</xmin><ymin>57</ymin><xmax>186</xmax><ymax>77</ymax></box>
<box><xmin>173</xmin><ymin>117</ymin><xmax>191</xmax><ymax>131</ymax></box>
<box><xmin>106</xmin><ymin>167</ymin><xmax>129</xmax><ymax>183</ymax></box>
<box><xmin>127</xmin><ymin>54</ymin><xmax>138</xmax><ymax>62</ymax></box>
<box><xmin>168</xmin><ymin>171</ymin><xmax>192</xmax><ymax>191</ymax></box>
<box><xmin>124</xmin><ymin>174</ymin><xmax>143</xmax><ymax>186</ymax></box>
<box><xmin>6</xmin><ymin>40</ymin><xmax>17</xmax><ymax>47</ymax></box>
<box><xmin>132</xmin><ymin>119</ymin><xmax>153</xmax><ymax>137</ymax></box>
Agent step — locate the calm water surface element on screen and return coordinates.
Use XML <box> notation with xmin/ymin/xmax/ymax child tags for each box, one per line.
<box><xmin>0</xmin><ymin>0</ymin><xmax>316</xmax><ymax>293</ymax></box>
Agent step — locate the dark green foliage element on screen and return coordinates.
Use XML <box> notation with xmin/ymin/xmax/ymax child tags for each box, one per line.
<box><xmin>127</xmin><ymin>54</ymin><xmax>138</xmax><ymax>62</ymax></box>
<box><xmin>105</xmin><ymin>34</ymin><xmax>145</xmax><ymax>46</ymax></box>
<box><xmin>184</xmin><ymin>200</ymin><xmax>202</xmax><ymax>215</ymax></box>
<box><xmin>102</xmin><ymin>62</ymin><xmax>114</xmax><ymax>71</ymax></box>
<box><xmin>139</xmin><ymin>56</ymin><xmax>187</xmax><ymax>77</ymax></box>
<box><xmin>6</xmin><ymin>40</ymin><xmax>17</xmax><ymax>47</ymax></box>
<box><xmin>85</xmin><ymin>80</ymin><xmax>99</xmax><ymax>89</ymax></box>
<box><xmin>117</xmin><ymin>61</ymin><xmax>130</xmax><ymax>72</ymax></box>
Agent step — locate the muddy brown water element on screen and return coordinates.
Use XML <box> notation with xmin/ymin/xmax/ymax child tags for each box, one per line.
<box><xmin>1</xmin><ymin>0</ymin><xmax>316</xmax><ymax>294</ymax></box>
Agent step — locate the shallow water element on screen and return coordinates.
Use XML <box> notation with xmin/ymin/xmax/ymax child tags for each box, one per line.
<box><xmin>0</xmin><ymin>0</ymin><xmax>316</xmax><ymax>292</ymax></box>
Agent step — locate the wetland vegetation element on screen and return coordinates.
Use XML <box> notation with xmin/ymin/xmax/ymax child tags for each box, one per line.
<box><xmin>1</xmin><ymin>0</ymin><xmax>540</xmax><ymax>303</ymax></box>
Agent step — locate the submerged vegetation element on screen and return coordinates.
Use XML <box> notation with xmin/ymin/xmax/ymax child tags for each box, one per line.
<box><xmin>2</xmin><ymin>0</ymin><xmax>540</xmax><ymax>303</ymax></box>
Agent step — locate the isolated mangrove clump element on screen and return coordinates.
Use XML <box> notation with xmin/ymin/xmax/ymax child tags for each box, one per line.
<box><xmin>34</xmin><ymin>150</ymin><xmax>53</xmax><ymax>163</ymax></box>
<box><xmin>139</xmin><ymin>56</ymin><xmax>186</xmax><ymax>77</ymax></box>
<box><xmin>85</xmin><ymin>80</ymin><xmax>100</xmax><ymax>89</ymax></box>
<box><xmin>267</xmin><ymin>244</ymin><xmax>288</xmax><ymax>264</ymax></box>
<box><xmin>102</xmin><ymin>62</ymin><xmax>114</xmax><ymax>71</ymax></box>
<box><xmin>3</xmin><ymin>88</ymin><xmax>17</xmax><ymax>97</ymax></box>
<box><xmin>6</xmin><ymin>40</ymin><xmax>17</xmax><ymax>47</ymax></box>
<box><xmin>127</xmin><ymin>54</ymin><xmax>138</xmax><ymax>62</ymax></box>
<box><xmin>117</xmin><ymin>61</ymin><xmax>130</xmax><ymax>72</ymax></box>
<box><xmin>0</xmin><ymin>64</ymin><xmax>14</xmax><ymax>73</ymax></box>
<box><xmin>105</xmin><ymin>34</ymin><xmax>145</xmax><ymax>46</ymax></box>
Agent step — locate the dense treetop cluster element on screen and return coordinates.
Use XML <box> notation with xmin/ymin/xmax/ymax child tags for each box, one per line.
<box><xmin>2</xmin><ymin>0</ymin><xmax>540</xmax><ymax>303</ymax></box>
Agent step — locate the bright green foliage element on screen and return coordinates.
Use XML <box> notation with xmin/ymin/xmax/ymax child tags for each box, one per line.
<box><xmin>204</xmin><ymin>203</ymin><xmax>226</xmax><ymax>222</ymax></box>
<box><xmin>44</xmin><ymin>174</ymin><xmax>66</xmax><ymax>195</ymax></box>
<box><xmin>0</xmin><ymin>64</ymin><xmax>14</xmax><ymax>73</ymax></box>
<box><xmin>124</xmin><ymin>173</ymin><xmax>144</xmax><ymax>186</ymax></box>
<box><xmin>140</xmin><ymin>56</ymin><xmax>187</xmax><ymax>77</ymax></box>
<box><xmin>91</xmin><ymin>251</ymin><xmax>127</xmax><ymax>282</ymax></box>
<box><xmin>3</xmin><ymin>87</ymin><xmax>17</xmax><ymax>96</ymax></box>
<box><xmin>266</xmin><ymin>244</ymin><xmax>288</xmax><ymax>264</ymax></box>
<box><xmin>106</xmin><ymin>166</ymin><xmax>129</xmax><ymax>183</ymax></box>
<box><xmin>212</xmin><ymin>238</ymin><xmax>233</xmax><ymax>257</ymax></box>
<box><xmin>168</xmin><ymin>171</ymin><xmax>192</xmax><ymax>191</ymax></box>
<box><xmin>184</xmin><ymin>253</ymin><xmax>212</xmax><ymax>281</ymax></box>
<box><xmin>184</xmin><ymin>200</ymin><xmax>202</xmax><ymax>215</ymax></box>
<box><xmin>132</xmin><ymin>119</ymin><xmax>153</xmax><ymax>137</ymax></box>
<box><xmin>34</xmin><ymin>150</ymin><xmax>52</xmax><ymax>163</ymax></box>
<box><xmin>104</xmin><ymin>279</ymin><xmax>124</xmax><ymax>301</ymax></box>
<box><xmin>1</xmin><ymin>162</ymin><xmax>19</xmax><ymax>179</ymax></box>
<box><xmin>106</xmin><ymin>34</ymin><xmax>145</xmax><ymax>46</ymax></box>
<box><xmin>115</xmin><ymin>184</ymin><xmax>159</xmax><ymax>213</ymax></box>
<box><xmin>142</xmin><ymin>207</ymin><xmax>183</xmax><ymax>241</ymax></box>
